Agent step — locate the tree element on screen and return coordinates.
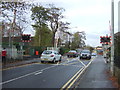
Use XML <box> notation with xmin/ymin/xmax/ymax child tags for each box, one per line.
<box><xmin>33</xmin><ymin>24</ymin><xmax>52</xmax><ymax>47</ymax></box>
<box><xmin>31</xmin><ymin>4</ymin><xmax>68</xmax><ymax>47</ymax></box>
<box><xmin>31</xmin><ymin>5</ymin><xmax>49</xmax><ymax>46</ymax></box>
<box><xmin>47</xmin><ymin>4</ymin><xmax>65</xmax><ymax>47</ymax></box>
<box><xmin>71</xmin><ymin>31</ymin><xmax>86</xmax><ymax>49</ymax></box>
<box><xmin>31</xmin><ymin>5</ymin><xmax>49</xmax><ymax>27</ymax></box>
<box><xmin>59</xmin><ymin>21</ymin><xmax>70</xmax><ymax>32</ymax></box>
<box><xmin>57</xmin><ymin>21</ymin><xmax>71</xmax><ymax>47</ymax></box>
<box><xmin>71</xmin><ymin>32</ymin><xmax>80</xmax><ymax>49</ymax></box>
<box><xmin>1</xmin><ymin>1</ymin><xmax>31</xmax><ymax>36</ymax></box>
<box><xmin>85</xmin><ymin>45</ymin><xmax>94</xmax><ymax>52</ymax></box>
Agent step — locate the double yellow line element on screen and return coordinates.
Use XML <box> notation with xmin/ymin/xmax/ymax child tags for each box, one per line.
<box><xmin>60</xmin><ymin>57</ymin><xmax>95</xmax><ymax>89</ymax></box>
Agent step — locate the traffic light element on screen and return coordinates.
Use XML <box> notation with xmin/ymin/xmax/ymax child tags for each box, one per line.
<box><xmin>105</xmin><ymin>36</ymin><xmax>111</xmax><ymax>42</ymax></box>
<box><xmin>100</xmin><ymin>36</ymin><xmax>111</xmax><ymax>44</ymax></box>
<box><xmin>100</xmin><ymin>36</ymin><xmax>105</xmax><ymax>43</ymax></box>
<box><xmin>21</xmin><ymin>34</ymin><xmax>31</xmax><ymax>42</ymax></box>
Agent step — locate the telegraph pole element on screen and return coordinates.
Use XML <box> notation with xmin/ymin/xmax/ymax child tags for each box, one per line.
<box><xmin>111</xmin><ymin>0</ymin><xmax>114</xmax><ymax>76</ymax></box>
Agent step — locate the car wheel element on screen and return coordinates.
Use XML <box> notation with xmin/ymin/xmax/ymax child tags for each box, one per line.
<box><xmin>59</xmin><ymin>57</ymin><xmax>62</xmax><ymax>62</ymax></box>
<box><xmin>89</xmin><ymin>57</ymin><xmax>91</xmax><ymax>59</ymax></box>
<box><xmin>41</xmin><ymin>61</ymin><xmax>44</xmax><ymax>63</ymax></box>
<box><xmin>52</xmin><ymin>58</ymin><xmax>56</xmax><ymax>63</ymax></box>
<box><xmin>67</xmin><ymin>55</ymin><xmax>69</xmax><ymax>58</ymax></box>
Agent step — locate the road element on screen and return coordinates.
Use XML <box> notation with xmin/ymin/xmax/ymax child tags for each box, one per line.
<box><xmin>1</xmin><ymin>56</ymin><xmax>96</xmax><ymax>88</ymax></box>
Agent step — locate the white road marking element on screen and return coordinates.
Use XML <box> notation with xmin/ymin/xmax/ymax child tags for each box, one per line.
<box><xmin>34</xmin><ymin>72</ymin><xmax>42</xmax><ymax>75</ymax></box>
<box><xmin>61</xmin><ymin>57</ymin><xmax>96</xmax><ymax>89</ymax></box>
<box><xmin>77</xmin><ymin>59</ymin><xmax>86</xmax><ymax>67</ymax></box>
<box><xmin>1</xmin><ymin>65</ymin><xmax>57</xmax><ymax>85</ymax></box>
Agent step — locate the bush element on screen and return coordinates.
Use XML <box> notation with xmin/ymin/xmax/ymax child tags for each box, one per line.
<box><xmin>59</xmin><ymin>47</ymin><xmax>70</xmax><ymax>55</ymax></box>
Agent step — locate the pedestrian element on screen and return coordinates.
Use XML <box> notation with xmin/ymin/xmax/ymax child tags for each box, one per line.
<box><xmin>2</xmin><ymin>48</ymin><xmax>7</xmax><ymax>65</ymax></box>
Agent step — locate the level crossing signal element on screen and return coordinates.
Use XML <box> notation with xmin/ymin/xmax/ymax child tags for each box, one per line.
<box><xmin>21</xmin><ymin>34</ymin><xmax>31</xmax><ymax>42</ymax></box>
<box><xmin>100</xmin><ymin>36</ymin><xmax>111</xmax><ymax>44</ymax></box>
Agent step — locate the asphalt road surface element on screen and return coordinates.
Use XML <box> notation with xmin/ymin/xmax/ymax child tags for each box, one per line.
<box><xmin>1</xmin><ymin>56</ymin><xmax>96</xmax><ymax>88</ymax></box>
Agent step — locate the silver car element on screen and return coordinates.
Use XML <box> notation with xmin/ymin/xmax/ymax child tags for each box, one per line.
<box><xmin>40</xmin><ymin>50</ymin><xmax>62</xmax><ymax>63</ymax></box>
<box><xmin>80</xmin><ymin>50</ymin><xmax>91</xmax><ymax>60</ymax></box>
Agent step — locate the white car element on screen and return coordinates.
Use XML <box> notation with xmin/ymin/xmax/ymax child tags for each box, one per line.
<box><xmin>91</xmin><ymin>53</ymin><xmax>97</xmax><ymax>56</ymax></box>
<box><xmin>40</xmin><ymin>50</ymin><xmax>62</xmax><ymax>63</ymax></box>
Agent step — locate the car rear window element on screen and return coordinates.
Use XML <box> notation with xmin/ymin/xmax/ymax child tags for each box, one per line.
<box><xmin>43</xmin><ymin>50</ymin><xmax>52</xmax><ymax>54</ymax></box>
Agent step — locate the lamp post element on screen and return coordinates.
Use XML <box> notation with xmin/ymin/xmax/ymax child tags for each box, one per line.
<box><xmin>111</xmin><ymin>0</ymin><xmax>114</xmax><ymax>76</ymax></box>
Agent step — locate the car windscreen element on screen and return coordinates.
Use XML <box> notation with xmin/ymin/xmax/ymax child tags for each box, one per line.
<box><xmin>81</xmin><ymin>50</ymin><xmax>90</xmax><ymax>53</ymax></box>
<box><xmin>42</xmin><ymin>51</ymin><xmax>52</xmax><ymax>54</ymax></box>
<box><xmin>69</xmin><ymin>51</ymin><xmax>77</xmax><ymax>53</ymax></box>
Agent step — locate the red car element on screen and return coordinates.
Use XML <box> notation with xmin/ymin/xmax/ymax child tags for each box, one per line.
<box><xmin>67</xmin><ymin>50</ymin><xmax>78</xmax><ymax>58</ymax></box>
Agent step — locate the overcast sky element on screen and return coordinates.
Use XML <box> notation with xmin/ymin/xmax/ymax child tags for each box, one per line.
<box><xmin>25</xmin><ymin>0</ymin><xmax>119</xmax><ymax>47</ymax></box>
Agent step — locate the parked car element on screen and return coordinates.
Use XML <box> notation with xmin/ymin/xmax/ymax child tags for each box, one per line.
<box><xmin>80</xmin><ymin>50</ymin><xmax>91</xmax><ymax>59</ymax></box>
<box><xmin>67</xmin><ymin>50</ymin><xmax>78</xmax><ymax>58</ymax></box>
<box><xmin>40</xmin><ymin>50</ymin><xmax>62</xmax><ymax>63</ymax></box>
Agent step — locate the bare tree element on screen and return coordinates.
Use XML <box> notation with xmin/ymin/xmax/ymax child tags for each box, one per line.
<box><xmin>1</xmin><ymin>1</ymin><xmax>31</xmax><ymax>36</ymax></box>
<box><xmin>47</xmin><ymin>4</ymin><xmax>65</xmax><ymax>47</ymax></box>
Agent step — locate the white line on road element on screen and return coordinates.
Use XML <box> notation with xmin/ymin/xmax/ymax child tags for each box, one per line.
<box><xmin>1</xmin><ymin>65</ymin><xmax>57</xmax><ymax>85</ymax></box>
<box><xmin>34</xmin><ymin>72</ymin><xmax>42</xmax><ymax>75</ymax></box>
<box><xmin>61</xmin><ymin>57</ymin><xmax>96</xmax><ymax>89</ymax></box>
<box><xmin>62</xmin><ymin>59</ymin><xmax>77</xmax><ymax>65</ymax></box>
<box><xmin>77</xmin><ymin>59</ymin><xmax>86</xmax><ymax>67</ymax></box>
<box><xmin>67</xmin><ymin>57</ymin><xmax>95</xmax><ymax>88</ymax></box>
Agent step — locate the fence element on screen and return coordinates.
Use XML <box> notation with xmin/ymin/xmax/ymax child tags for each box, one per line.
<box><xmin>1</xmin><ymin>45</ymin><xmax>61</xmax><ymax>63</ymax></box>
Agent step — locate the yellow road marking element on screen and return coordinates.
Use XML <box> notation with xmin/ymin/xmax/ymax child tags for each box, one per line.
<box><xmin>67</xmin><ymin>58</ymin><xmax>95</xmax><ymax>88</ymax></box>
<box><xmin>60</xmin><ymin>57</ymin><xmax>96</xmax><ymax>89</ymax></box>
<box><xmin>60</xmin><ymin>67</ymin><xmax>84</xmax><ymax>89</ymax></box>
